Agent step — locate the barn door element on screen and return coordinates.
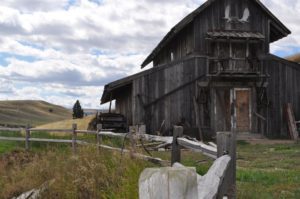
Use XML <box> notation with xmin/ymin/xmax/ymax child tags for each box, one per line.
<box><xmin>233</xmin><ymin>89</ymin><xmax>251</xmax><ymax>132</ymax></box>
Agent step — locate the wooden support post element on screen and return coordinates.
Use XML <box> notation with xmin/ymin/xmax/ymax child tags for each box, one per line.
<box><xmin>25</xmin><ymin>124</ymin><xmax>30</xmax><ymax>151</ymax></box>
<box><xmin>171</xmin><ymin>126</ymin><xmax>183</xmax><ymax>165</ymax></box>
<box><xmin>217</xmin><ymin>131</ymin><xmax>236</xmax><ymax>198</ymax></box>
<box><xmin>72</xmin><ymin>123</ymin><xmax>77</xmax><ymax>155</ymax></box>
<box><xmin>96</xmin><ymin>124</ymin><xmax>102</xmax><ymax>150</ymax></box>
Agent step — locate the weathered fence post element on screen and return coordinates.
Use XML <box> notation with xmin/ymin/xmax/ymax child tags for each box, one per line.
<box><xmin>72</xmin><ymin>123</ymin><xmax>77</xmax><ymax>155</ymax></box>
<box><xmin>129</xmin><ymin>126</ymin><xmax>137</xmax><ymax>158</ymax></box>
<box><xmin>25</xmin><ymin>124</ymin><xmax>30</xmax><ymax>151</ymax></box>
<box><xmin>96</xmin><ymin>124</ymin><xmax>102</xmax><ymax>150</ymax></box>
<box><xmin>217</xmin><ymin>131</ymin><xmax>236</xmax><ymax>198</ymax></box>
<box><xmin>138</xmin><ymin>125</ymin><xmax>146</xmax><ymax>135</ymax></box>
<box><xmin>171</xmin><ymin>126</ymin><xmax>183</xmax><ymax>165</ymax></box>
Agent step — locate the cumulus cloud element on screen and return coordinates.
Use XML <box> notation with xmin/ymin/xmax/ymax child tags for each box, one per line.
<box><xmin>0</xmin><ymin>0</ymin><xmax>299</xmax><ymax>108</ymax></box>
<box><xmin>0</xmin><ymin>79</ymin><xmax>14</xmax><ymax>94</ymax></box>
<box><xmin>0</xmin><ymin>0</ymin><xmax>70</xmax><ymax>12</ymax></box>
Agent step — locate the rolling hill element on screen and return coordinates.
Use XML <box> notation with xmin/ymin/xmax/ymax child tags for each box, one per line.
<box><xmin>286</xmin><ymin>53</ymin><xmax>300</xmax><ymax>63</ymax></box>
<box><xmin>0</xmin><ymin>100</ymin><xmax>72</xmax><ymax>127</ymax></box>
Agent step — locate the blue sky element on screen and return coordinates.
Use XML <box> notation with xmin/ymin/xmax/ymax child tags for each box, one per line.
<box><xmin>0</xmin><ymin>0</ymin><xmax>300</xmax><ymax>108</ymax></box>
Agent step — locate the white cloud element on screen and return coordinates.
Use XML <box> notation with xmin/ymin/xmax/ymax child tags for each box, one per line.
<box><xmin>0</xmin><ymin>0</ymin><xmax>70</xmax><ymax>12</ymax></box>
<box><xmin>0</xmin><ymin>79</ymin><xmax>14</xmax><ymax>94</ymax></box>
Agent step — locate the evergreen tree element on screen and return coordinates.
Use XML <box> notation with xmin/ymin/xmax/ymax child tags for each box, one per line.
<box><xmin>72</xmin><ymin>100</ymin><xmax>84</xmax><ymax>119</ymax></box>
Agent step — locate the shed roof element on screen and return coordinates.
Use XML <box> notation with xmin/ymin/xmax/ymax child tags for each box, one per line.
<box><xmin>101</xmin><ymin>69</ymin><xmax>153</xmax><ymax>104</ymax></box>
<box><xmin>141</xmin><ymin>0</ymin><xmax>291</xmax><ymax>68</ymax></box>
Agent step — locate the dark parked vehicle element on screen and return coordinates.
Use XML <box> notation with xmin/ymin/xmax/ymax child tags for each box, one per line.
<box><xmin>98</xmin><ymin>113</ymin><xmax>127</xmax><ymax>132</ymax></box>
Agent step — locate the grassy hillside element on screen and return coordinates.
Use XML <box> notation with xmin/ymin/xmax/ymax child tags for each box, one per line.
<box><xmin>0</xmin><ymin>100</ymin><xmax>71</xmax><ymax>127</ymax></box>
<box><xmin>286</xmin><ymin>53</ymin><xmax>300</xmax><ymax>63</ymax></box>
<box><xmin>36</xmin><ymin>115</ymin><xmax>95</xmax><ymax>130</ymax></box>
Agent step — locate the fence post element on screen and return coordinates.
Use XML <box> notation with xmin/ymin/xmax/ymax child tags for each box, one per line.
<box><xmin>171</xmin><ymin>126</ymin><xmax>183</xmax><ymax>165</ymax></box>
<box><xmin>129</xmin><ymin>126</ymin><xmax>137</xmax><ymax>158</ymax></box>
<box><xmin>72</xmin><ymin>123</ymin><xmax>77</xmax><ymax>155</ymax></box>
<box><xmin>25</xmin><ymin>124</ymin><xmax>30</xmax><ymax>151</ymax></box>
<box><xmin>96</xmin><ymin>124</ymin><xmax>102</xmax><ymax>150</ymax></box>
<box><xmin>217</xmin><ymin>131</ymin><xmax>236</xmax><ymax>198</ymax></box>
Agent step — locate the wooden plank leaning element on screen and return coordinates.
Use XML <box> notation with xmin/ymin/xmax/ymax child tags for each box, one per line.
<box><xmin>285</xmin><ymin>103</ymin><xmax>299</xmax><ymax>141</ymax></box>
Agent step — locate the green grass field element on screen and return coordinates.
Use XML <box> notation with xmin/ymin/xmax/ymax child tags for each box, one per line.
<box><xmin>0</xmin><ymin>100</ymin><xmax>71</xmax><ymax>127</ymax></box>
<box><xmin>0</xmin><ymin>131</ymin><xmax>299</xmax><ymax>198</ymax></box>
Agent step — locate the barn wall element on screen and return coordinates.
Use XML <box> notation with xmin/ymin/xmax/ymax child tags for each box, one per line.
<box><xmin>132</xmin><ymin>56</ymin><xmax>207</xmax><ymax>134</ymax></box>
<box><xmin>153</xmin><ymin>24</ymin><xmax>194</xmax><ymax>66</ymax></box>
<box><xmin>265</xmin><ymin>59</ymin><xmax>300</xmax><ymax>138</ymax></box>
<box><xmin>115</xmin><ymin>85</ymin><xmax>133</xmax><ymax>125</ymax></box>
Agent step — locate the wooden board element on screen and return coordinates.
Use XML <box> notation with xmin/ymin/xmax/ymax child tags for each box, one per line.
<box><xmin>235</xmin><ymin>89</ymin><xmax>251</xmax><ymax>132</ymax></box>
<box><xmin>285</xmin><ymin>103</ymin><xmax>299</xmax><ymax>140</ymax></box>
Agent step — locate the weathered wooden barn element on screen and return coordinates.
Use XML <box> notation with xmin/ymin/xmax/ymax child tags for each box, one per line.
<box><xmin>101</xmin><ymin>0</ymin><xmax>300</xmax><ymax>138</ymax></box>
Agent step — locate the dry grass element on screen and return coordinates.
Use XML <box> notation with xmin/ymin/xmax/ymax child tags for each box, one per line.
<box><xmin>0</xmin><ymin>100</ymin><xmax>71</xmax><ymax>127</ymax></box>
<box><xmin>0</xmin><ymin>146</ymin><xmax>152</xmax><ymax>199</ymax></box>
<box><xmin>36</xmin><ymin>115</ymin><xmax>95</xmax><ymax>131</ymax></box>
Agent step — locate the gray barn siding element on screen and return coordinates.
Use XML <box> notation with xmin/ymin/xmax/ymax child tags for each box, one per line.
<box><xmin>131</xmin><ymin>57</ymin><xmax>207</xmax><ymax>134</ymax></box>
<box><xmin>266</xmin><ymin>59</ymin><xmax>300</xmax><ymax>137</ymax></box>
<box><xmin>153</xmin><ymin>24</ymin><xmax>194</xmax><ymax>67</ymax></box>
<box><xmin>115</xmin><ymin>86</ymin><xmax>133</xmax><ymax>125</ymax></box>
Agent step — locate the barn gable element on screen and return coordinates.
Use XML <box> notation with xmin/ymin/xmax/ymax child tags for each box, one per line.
<box><xmin>141</xmin><ymin>0</ymin><xmax>291</xmax><ymax>68</ymax></box>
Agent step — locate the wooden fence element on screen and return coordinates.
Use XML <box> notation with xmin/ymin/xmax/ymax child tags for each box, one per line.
<box><xmin>139</xmin><ymin>126</ymin><xmax>236</xmax><ymax>199</ymax></box>
<box><xmin>0</xmin><ymin>124</ymin><xmax>236</xmax><ymax>198</ymax></box>
<box><xmin>0</xmin><ymin>124</ymin><xmax>171</xmax><ymax>164</ymax></box>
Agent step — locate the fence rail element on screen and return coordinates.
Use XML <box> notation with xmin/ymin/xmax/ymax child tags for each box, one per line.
<box><xmin>177</xmin><ymin>137</ymin><xmax>217</xmax><ymax>159</ymax></box>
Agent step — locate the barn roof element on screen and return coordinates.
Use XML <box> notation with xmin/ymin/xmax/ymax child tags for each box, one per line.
<box><xmin>101</xmin><ymin>69</ymin><xmax>152</xmax><ymax>104</ymax></box>
<box><xmin>141</xmin><ymin>0</ymin><xmax>291</xmax><ymax>68</ymax></box>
